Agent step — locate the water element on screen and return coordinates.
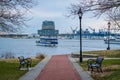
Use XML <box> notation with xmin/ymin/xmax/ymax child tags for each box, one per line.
<box><xmin>0</xmin><ymin>38</ymin><xmax>119</xmax><ymax>58</ymax></box>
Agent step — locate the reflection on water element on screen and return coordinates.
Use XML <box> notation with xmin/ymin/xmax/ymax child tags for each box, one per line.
<box><xmin>0</xmin><ymin>38</ymin><xmax>120</xmax><ymax>57</ymax></box>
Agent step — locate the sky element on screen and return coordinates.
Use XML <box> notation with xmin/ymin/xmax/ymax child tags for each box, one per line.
<box><xmin>23</xmin><ymin>0</ymin><xmax>108</xmax><ymax>34</ymax></box>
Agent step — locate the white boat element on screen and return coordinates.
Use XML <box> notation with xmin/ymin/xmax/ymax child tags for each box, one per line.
<box><xmin>104</xmin><ymin>37</ymin><xmax>120</xmax><ymax>44</ymax></box>
<box><xmin>36</xmin><ymin>37</ymin><xmax>58</xmax><ymax>46</ymax></box>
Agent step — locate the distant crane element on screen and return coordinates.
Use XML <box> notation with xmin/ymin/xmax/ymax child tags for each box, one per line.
<box><xmin>88</xmin><ymin>26</ymin><xmax>95</xmax><ymax>33</ymax></box>
<box><xmin>103</xmin><ymin>26</ymin><xmax>120</xmax><ymax>33</ymax></box>
<box><xmin>111</xmin><ymin>27</ymin><xmax>120</xmax><ymax>32</ymax></box>
<box><xmin>70</xmin><ymin>27</ymin><xmax>78</xmax><ymax>34</ymax></box>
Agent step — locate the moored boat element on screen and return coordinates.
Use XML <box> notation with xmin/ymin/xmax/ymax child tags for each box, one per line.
<box><xmin>36</xmin><ymin>37</ymin><xmax>58</xmax><ymax>46</ymax></box>
<box><xmin>104</xmin><ymin>37</ymin><xmax>120</xmax><ymax>44</ymax></box>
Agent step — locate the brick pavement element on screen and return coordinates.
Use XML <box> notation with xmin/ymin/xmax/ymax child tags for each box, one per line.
<box><xmin>36</xmin><ymin>55</ymin><xmax>81</xmax><ymax>80</ymax></box>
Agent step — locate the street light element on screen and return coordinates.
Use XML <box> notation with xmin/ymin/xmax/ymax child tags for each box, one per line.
<box><xmin>107</xmin><ymin>21</ymin><xmax>111</xmax><ymax>50</ymax></box>
<box><xmin>78</xmin><ymin>8</ymin><xmax>83</xmax><ymax>63</ymax></box>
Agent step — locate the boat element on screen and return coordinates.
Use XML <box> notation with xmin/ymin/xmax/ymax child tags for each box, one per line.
<box><xmin>104</xmin><ymin>36</ymin><xmax>120</xmax><ymax>44</ymax></box>
<box><xmin>36</xmin><ymin>20</ymin><xmax>59</xmax><ymax>46</ymax></box>
<box><xmin>36</xmin><ymin>37</ymin><xmax>58</xmax><ymax>46</ymax></box>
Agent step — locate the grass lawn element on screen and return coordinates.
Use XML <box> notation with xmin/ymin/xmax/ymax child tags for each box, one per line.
<box><xmin>78</xmin><ymin>49</ymin><xmax>120</xmax><ymax>80</ymax></box>
<box><xmin>79</xmin><ymin>59</ymin><xmax>120</xmax><ymax>80</ymax></box>
<box><xmin>83</xmin><ymin>49</ymin><xmax>120</xmax><ymax>58</ymax></box>
<box><xmin>0</xmin><ymin>58</ymin><xmax>43</xmax><ymax>80</ymax></box>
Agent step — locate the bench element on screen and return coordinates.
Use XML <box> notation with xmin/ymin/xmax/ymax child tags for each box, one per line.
<box><xmin>87</xmin><ymin>56</ymin><xmax>104</xmax><ymax>73</ymax></box>
<box><xmin>18</xmin><ymin>56</ymin><xmax>32</xmax><ymax>69</ymax></box>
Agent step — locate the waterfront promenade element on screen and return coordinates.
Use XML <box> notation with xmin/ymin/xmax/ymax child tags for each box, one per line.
<box><xmin>36</xmin><ymin>55</ymin><xmax>81</xmax><ymax>80</ymax></box>
<box><xmin>19</xmin><ymin>55</ymin><xmax>93</xmax><ymax>80</ymax></box>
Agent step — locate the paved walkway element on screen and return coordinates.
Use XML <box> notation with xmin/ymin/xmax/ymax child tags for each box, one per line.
<box><xmin>19</xmin><ymin>55</ymin><xmax>93</xmax><ymax>80</ymax></box>
<box><xmin>36</xmin><ymin>55</ymin><xmax>81</xmax><ymax>80</ymax></box>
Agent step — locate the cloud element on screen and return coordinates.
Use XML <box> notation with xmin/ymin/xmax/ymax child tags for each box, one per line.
<box><xmin>83</xmin><ymin>18</ymin><xmax>108</xmax><ymax>32</ymax></box>
<box><xmin>26</xmin><ymin>0</ymin><xmax>79</xmax><ymax>18</ymax></box>
<box><xmin>33</xmin><ymin>10</ymin><xmax>63</xmax><ymax>18</ymax></box>
<box><xmin>24</xmin><ymin>0</ymin><xmax>111</xmax><ymax>34</ymax></box>
<box><xmin>26</xmin><ymin>7</ymin><xmax>64</xmax><ymax>19</ymax></box>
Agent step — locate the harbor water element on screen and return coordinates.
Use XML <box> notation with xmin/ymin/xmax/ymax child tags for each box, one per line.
<box><xmin>0</xmin><ymin>38</ymin><xmax>120</xmax><ymax>58</ymax></box>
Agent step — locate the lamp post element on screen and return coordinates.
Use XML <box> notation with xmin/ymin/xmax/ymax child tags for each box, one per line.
<box><xmin>78</xmin><ymin>8</ymin><xmax>83</xmax><ymax>63</ymax></box>
<box><xmin>107</xmin><ymin>22</ymin><xmax>111</xmax><ymax>50</ymax></box>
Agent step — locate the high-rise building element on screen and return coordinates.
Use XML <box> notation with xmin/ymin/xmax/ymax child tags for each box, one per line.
<box><xmin>38</xmin><ymin>20</ymin><xmax>59</xmax><ymax>37</ymax></box>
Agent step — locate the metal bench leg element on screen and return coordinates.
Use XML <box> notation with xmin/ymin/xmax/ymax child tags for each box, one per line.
<box><xmin>19</xmin><ymin>65</ymin><xmax>21</xmax><ymax>69</ymax></box>
<box><xmin>91</xmin><ymin>67</ymin><xmax>94</xmax><ymax>73</ymax></box>
<box><xmin>97</xmin><ymin>68</ymin><xmax>99</xmax><ymax>72</ymax></box>
<box><xmin>100</xmin><ymin>68</ymin><xmax>103</xmax><ymax>72</ymax></box>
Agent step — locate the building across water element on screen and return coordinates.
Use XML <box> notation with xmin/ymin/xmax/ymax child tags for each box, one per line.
<box><xmin>38</xmin><ymin>20</ymin><xmax>59</xmax><ymax>37</ymax></box>
<box><xmin>59</xmin><ymin>28</ymin><xmax>120</xmax><ymax>40</ymax></box>
<box><xmin>37</xmin><ymin>20</ymin><xmax>59</xmax><ymax>46</ymax></box>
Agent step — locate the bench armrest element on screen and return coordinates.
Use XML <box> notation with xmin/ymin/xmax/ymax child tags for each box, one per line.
<box><xmin>87</xmin><ymin>59</ymin><xmax>96</xmax><ymax>65</ymax></box>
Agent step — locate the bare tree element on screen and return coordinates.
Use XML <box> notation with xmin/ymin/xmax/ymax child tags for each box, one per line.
<box><xmin>70</xmin><ymin>0</ymin><xmax>120</xmax><ymax>28</ymax></box>
<box><xmin>107</xmin><ymin>10</ymin><xmax>120</xmax><ymax>28</ymax></box>
<box><xmin>0</xmin><ymin>0</ymin><xmax>35</xmax><ymax>32</ymax></box>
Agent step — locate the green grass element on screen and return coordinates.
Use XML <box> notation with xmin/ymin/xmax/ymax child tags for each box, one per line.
<box><xmin>0</xmin><ymin>58</ymin><xmax>43</xmax><ymax>80</ymax></box>
<box><xmin>83</xmin><ymin>49</ymin><xmax>120</xmax><ymax>58</ymax></box>
<box><xmin>78</xmin><ymin>49</ymin><xmax>120</xmax><ymax>80</ymax></box>
<box><xmin>79</xmin><ymin>59</ymin><xmax>120</xmax><ymax>80</ymax></box>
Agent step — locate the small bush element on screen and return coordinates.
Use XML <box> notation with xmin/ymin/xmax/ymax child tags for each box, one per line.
<box><xmin>36</xmin><ymin>53</ymin><xmax>45</xmax><ymax>60</ymax></box>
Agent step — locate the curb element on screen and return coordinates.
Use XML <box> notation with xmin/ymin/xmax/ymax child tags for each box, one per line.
<box><xmin>69</xmin><ymin>56</ymin><xmax>93</xmax><ymax>80</ymax></box>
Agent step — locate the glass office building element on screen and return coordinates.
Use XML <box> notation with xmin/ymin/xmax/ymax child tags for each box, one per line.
<box><xmin>38</xmin><ymin>20</ymin><xmax>59</xmax><ymax>37</ymax></box>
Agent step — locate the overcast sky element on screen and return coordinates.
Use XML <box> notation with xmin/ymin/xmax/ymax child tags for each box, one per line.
<box><xmin>23</xmin><ymin>0</ymin><xmax>108</xmax><ymax>34</ymax></box>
